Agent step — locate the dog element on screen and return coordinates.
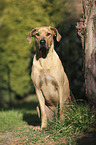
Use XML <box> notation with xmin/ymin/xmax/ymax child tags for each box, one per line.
<box><xmin>27</xmin><ymin>26</ymin><xmax>70</xmax><ymax>129</ymax></box>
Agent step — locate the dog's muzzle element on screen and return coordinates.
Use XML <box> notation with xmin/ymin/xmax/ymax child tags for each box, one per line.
<box><xmin>39</xmin><ymin>39</ymin><xmax>48</xmax><ymax>50</ymax></box>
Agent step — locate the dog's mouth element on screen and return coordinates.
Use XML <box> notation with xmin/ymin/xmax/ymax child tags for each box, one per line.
<box><xmin>39</xmin><ymin>42</ymin><xmax>49</xmax><ymax>52</ymax></box>
<box><xmin>39</xmin><ymin>46</ymin><xmax>49</xmax><ymax>59</ymax></box>
<box><xmin>39</xmin><ymin>46</ymin><xmax>48</xmax><ymax>51</ymax></box>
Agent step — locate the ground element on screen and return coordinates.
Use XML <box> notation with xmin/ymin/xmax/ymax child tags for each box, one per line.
<box><xmin>0</xmin><ymin>95</ymin><xmax>96</xmax><ymax>145</ymax></box>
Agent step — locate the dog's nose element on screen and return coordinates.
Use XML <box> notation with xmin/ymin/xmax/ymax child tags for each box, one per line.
<box><xmin>40</xmin><ymin>39</ymin><xmax>46</xmax><ymax>45</ymax></box>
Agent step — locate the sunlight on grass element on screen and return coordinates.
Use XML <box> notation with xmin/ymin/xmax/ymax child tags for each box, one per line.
<box><xmin>0</xmin><ymin>95</ymin><xmax>39</xmax><ymax>132</ymax></box>
<box><xmin>0</xmin><ymin>110</ymin><xmax>27</xmax><ymax>132</ymax></box>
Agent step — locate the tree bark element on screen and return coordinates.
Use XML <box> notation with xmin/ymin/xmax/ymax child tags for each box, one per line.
<box><xmin>77</xmin><ymin>0</ymin><xmax>96</xmax><ymax>111</ymax></box>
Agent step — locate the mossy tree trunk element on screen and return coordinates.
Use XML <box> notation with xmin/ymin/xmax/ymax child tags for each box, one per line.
<box><xmin>77</xmin><ymin>0</ymin><xmax>96</xmax><ymax>111</ymax></box>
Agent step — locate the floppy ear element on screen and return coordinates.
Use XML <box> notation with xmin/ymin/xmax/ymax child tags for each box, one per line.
<box><xmin>26</xmin><ymin>28</ymin><xmax>37</xmax><ymax>44</ymax></box>
<box><xmin>50</xmin><ymin>26</ymin><xmax>62</xmax><ymax>42</ymax></box>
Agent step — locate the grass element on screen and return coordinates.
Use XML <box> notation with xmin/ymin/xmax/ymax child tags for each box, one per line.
<box><xmin>0</xmin><ymin>95</ymin><xmax>96</xmax><ymax>145</ymax></box>
<box><xmin>47</xmin><ymin>103</ymin><xmax>96</xmax><ymax>144</ymax></box>
<box><xmin>0</xmin><ymin>110</ymin><xmax>26</xmax><ymax>132</ymax></box>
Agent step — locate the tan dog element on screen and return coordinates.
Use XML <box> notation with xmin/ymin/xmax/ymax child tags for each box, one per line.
<box><xmin>27</xmin><ymin>26</ymin><xmax>70</xmax><ymax>129</ymax></box>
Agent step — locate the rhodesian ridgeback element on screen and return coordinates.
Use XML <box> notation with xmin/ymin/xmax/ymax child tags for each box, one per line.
<box><xmin>27</xmin><ymin>26</ymin><xmax>70</xmax><ymax>129</ymax></box>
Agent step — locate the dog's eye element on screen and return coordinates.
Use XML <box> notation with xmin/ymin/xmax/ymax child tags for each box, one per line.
<box><xmin>35</xmin><ymin>33</ymin><xmax>40</xmax><ymax>36</ymax></box>
<box><xmin>47</xmin><ymin>32</ymin><xmax>51</xmax><ymax>36</ymax></box>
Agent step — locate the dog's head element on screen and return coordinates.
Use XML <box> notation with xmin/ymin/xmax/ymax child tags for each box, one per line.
<box><xmin>26</xmin><ymin>26</ymin><xmax>61</xmax><ymax>51</ymax></box>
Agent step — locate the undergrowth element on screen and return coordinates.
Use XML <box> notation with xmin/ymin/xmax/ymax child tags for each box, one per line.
<box><xmin>47</xmin><ymin>103</ymin><xmax>95</xmax><ymax>144</ymax></box>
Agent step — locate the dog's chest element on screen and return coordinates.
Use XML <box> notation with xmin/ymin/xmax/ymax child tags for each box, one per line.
<box><xmin>35</xmin><ymin>67</ymin><xmax>58</xmax><ymax>88</ymax></box>
<box><xmin>39</xmin><ymin>75</ymin><xmax>58</xmax><ymax>89</ymax></box>
<box><xmin>32</xmin><ymin>59</ymin><xmax>58</xmax><ymax>89</ymax></box>
<box><xmin>31</xmin><ymin>52</ymin><xmax>63</xmax><ymax>89</ymax></box>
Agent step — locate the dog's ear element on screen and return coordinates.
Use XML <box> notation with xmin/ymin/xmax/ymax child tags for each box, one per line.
<box><xmin>50</xmin><ymin>26</ymin><xmax>62</xmax><ymax>42</ymax></box>
<box><xmin>26</xmin><ymin>28</ymin><xmax>37</xmax><ymax>44</ymax></box>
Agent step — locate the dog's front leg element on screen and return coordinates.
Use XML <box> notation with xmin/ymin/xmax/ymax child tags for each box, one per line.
<box><xmin>59</xmin><ymin>87</ymin><xmax>69</xmax><ymax>121</ymax></box>
<box><xmin>59</xmin><ymin>88</ymin><xmax>65</xmax><ymax>121</ymax></box>
<box><xmin>36</xmin><ymin>88</ymin><xmax>47</xmax><ymax>130</ymax></box>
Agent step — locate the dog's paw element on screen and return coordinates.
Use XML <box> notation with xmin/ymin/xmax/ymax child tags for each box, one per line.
<box><xmin>32</xmin><ymin>126</ymin><xmax>41</xmax><ymax>131</ymax></box>
<box><xmin>41</xmin><ymin>126</ymin><xmax>47</xmax><ymax>131</ymax></box>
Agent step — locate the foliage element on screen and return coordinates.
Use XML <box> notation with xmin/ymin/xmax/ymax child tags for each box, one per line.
<box><xmin>0</xmin><ymin>0</ymin><xmax>51</xmax><ymax>104</ymax></box>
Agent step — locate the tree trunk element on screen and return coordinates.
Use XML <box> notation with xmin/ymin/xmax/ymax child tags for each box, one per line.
<box><xmin>77</xmin><ymin>0</ymin><xmax>96</xmax><ymax>111</ymax></box>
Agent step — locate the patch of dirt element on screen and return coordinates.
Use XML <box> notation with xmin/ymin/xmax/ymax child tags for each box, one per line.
<box><xmin>0</xmin><ymin>132</ymin><xmax>27</xmax><ymax>145</ymax></box>
<box><xmin>0</xmin><ymin>125</ymin><xmax>40</xmax><ymax>145</ymax></box>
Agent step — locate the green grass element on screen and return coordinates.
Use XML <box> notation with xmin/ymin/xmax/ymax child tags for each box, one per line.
<box><xmin>0</xmin><ymin>110</ymin><xmax>26</xmax><ymax>132</ymax></box>
<box><xmin>47</xmin><ymin>103</ymin><xmax>96</xmax><ymax>144</ymax></box>
<box><xmin>0</xmin><ymin>95</ymin><xmax>96</xmax><ymax>145</ymax></box>
<box><xmin>0</xmin><ymin>95</ymin><xmax>40</xmax><ymax>132</ymax></box>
